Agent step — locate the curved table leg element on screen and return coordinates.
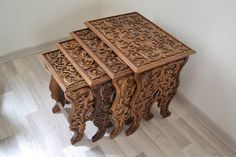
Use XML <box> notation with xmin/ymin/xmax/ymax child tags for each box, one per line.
<box><xmin>49</xmin><ymin>76</ymin><xmax>65</xmax><ymax>113</ymax></box>
<box><xmin>126</xmin><ymin>70</ymin><xmax>162</xmax><ymax>136</ymax></box>
<box><xmin>109</xmin><ymin>75</ymin><xmax>137</xmax><ymax>139</ymax></box>
<box><xmin>65</xmin><ymin>87</ymin><xmax>95</xmax><ymax>145</ymax></box>
<box><xmin>156</xmin><ymin>57</ymin><xmax>188</xmax><ymax>118</ymax></box>
<box><xmin>91</xmin><ymin>81</ymin><xmax>115</xmax><ymax>142</ymax></box>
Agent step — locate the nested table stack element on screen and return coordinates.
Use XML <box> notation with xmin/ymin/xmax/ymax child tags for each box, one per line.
<box><xmin>39</xmin><ymin>12</ymin><xmax>195</xmax><ymax>145</ymax></box>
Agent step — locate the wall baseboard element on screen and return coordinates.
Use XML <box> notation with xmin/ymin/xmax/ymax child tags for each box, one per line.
<box><xmin>0</xmin><ymin>36</ymin><xmax>70</xmax><ymax>64</ymax></box>
<box><xmin>177</xmin><ymin>91</ymin><xmax>236</xmax><ymax>152</ymax></box>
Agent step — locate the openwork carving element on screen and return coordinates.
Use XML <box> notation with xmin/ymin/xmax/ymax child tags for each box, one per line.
<box><xmin>155</xmin><ymin>57</ymin><xmax>188</xmax><ymax>118</ymax></box>
<box><xmin>44</xmin><ymin>50</ymin><xmax>85</xmax><ymax>90</ymax></box>
<box><xmin>65</xmin><ymin>87</ymin><xmax>95</xmax><ymax>144</ymax></box>
<box><xmin>92</xmin><ymin>81</ymin><xmax>115</xmax><ymax>142</ymax></box>
<box><xmin>126</xmin><ymin>58</ymin><xmax>188</xmax><ymax>135</ymax></box>
<box><xmin>110</xmin><ymin>75</ymin><xmax>137</xmax><ymax>139</ymax></box>
<box><xmin>86</xmin><ymin>12</ymin><xmax>193</xmax><ymax>73</ymax></box>
<box><xmin>59</xmin><ymin>40</ymin><xmax>108</xmax><ymax>81</ymax></box>
<box><xmin>73</xmin><ymin>29</ymin><xmax>131</xmax><ymax>79</ymax></box>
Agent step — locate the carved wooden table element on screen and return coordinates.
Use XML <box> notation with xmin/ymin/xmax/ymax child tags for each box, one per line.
<box><xmin>40</xmin><ymin>50</ymin><xmax>96</xmax><ymax>144</ymax></box>
<box><xmin>39</xmin><ymin>12</ymin><xmax>195</xmax><ymax>145</ymax></box>
<box><xmin>85</xmin><ymin>12</ymin><xmax>195</xmax><ymax>135</ymax></box>
<box><xmin>71</xmin><ymin>29</ymin><xmax>136</xmax><ymax>139</ymax></box>
<box><xmin>57</xmin><ymin>39</ymin><xmax>115</xmax><ymax>142</ymax></box>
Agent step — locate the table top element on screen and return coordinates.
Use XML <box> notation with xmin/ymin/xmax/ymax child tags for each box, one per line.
<box><xmin>57</xmin><ymin>39</ymin><xmax>110</xmax><ymax>86</ymax></box>
<box><xmin>40</xmin><ymin>50</ymin><xmax>87</xmax><ymax>92</ymax></box>
<box><xmin>71</xmin><ymin>28</ymin><xmax>133</xmax><ymax>79</ymax></box>
<box><xmin>85</xmin><ymin>12</ymin><xmax>195</xmax><ymax>73</ymax></box>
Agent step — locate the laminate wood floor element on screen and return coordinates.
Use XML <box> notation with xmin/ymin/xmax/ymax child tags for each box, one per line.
<box><xmin>0</xmin><ymin>55</ymin><xmax>235</xmax><ymax>157</ymax></box>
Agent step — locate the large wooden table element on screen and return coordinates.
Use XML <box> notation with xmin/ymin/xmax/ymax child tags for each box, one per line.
<box><xmin>40</xmin><ymin>12</ymin><xmax>195</xmax><ymax>144</ymax></box>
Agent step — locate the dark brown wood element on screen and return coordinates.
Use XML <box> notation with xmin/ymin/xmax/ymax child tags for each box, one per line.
<box><xmin>57</xmin><ymin>39</ymin><xmax>110</xmax><ymax>86</ymax></box>
<box><xmin>85</xmin><ymin>12</ymin><xmax>195</xmax><ymax>73</ymax></box>
<box><xmin>91</xmin><ymin>81</ymin><xmax>115</xmax><ymax>142</ymax></box>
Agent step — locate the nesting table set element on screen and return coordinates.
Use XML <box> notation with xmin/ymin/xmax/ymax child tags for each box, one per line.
<box><xmin>40</xmin><ymin>12</ymin><xmax>195</xmax><ymax>145</ymax></box>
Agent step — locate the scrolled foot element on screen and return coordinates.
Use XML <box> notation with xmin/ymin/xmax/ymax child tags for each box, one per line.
<box><xmin>125</xmin><ymin>117</ymin><xmax>133</xmax><ymax>125</ymax></box>
<box><xmin>110</xmin><ymin>119</ymin><xmax>124</xmax><ymax>139</ymax></box>
<box><xmin>160</xmin><ymin>109</ymin><xmax>171</xmax><ymax>118</ymax></box>
<box><xmin>143</xmin><ymin>112</ymin><xmax>154</xmax><ymax>121</ymax></box>
<box><xmin>126</xmin><ymin>121</ymin><xmax>140</xmax><ymax>136</ymax></box>
<box><xmin>70</xmin><ymin>132</ymin><xmax>84</xmax><ymax>145</ymax></box>
<box><xmin>52</xmin><ymin>103</ymin><xmax>61</xmax><ymax>113</ymax></box>
<box><xmin>92</xmin><ymin>128</ymin><xmax>106</xmax><ymax>142</ymax></box>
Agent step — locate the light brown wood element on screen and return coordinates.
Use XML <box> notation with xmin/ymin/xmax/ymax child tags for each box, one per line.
<box><xmin>57</xmin><ymin>39</ymin><xmax>110</xmax><ymax>87</ymax></box>
<box><xmin>71</xmin><ymin>28</ymin><xmax>133</xmax><ymax>79</ymax></box>
<box><xmin>40</xmin><ymin>50</ymin><xmax>113</xmax><ymax>144</ymax></box>
<box><xmin>85</xmin><ymin>12</ymin><xmax>195</xmax><ymax>73</ymax></box>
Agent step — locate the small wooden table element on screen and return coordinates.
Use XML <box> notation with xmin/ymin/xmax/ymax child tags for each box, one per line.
<box><xmin>57</xmin><ymin>39</ymin><xmax>116</xmax><ymax>142</ymax></box>
<box><xmin>85</xmin><ymin>12</ymin><xmax>195</xmax><ymax>135</ymax></box>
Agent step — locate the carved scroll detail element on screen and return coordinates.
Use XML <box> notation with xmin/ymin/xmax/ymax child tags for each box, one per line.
<box><xmin>110</xmin><ymin>75</ymin><xmax>136</xmax><ymax>139</ymax></box>
<box><xmin>60</xmin><ymin>40</ymin><xmax>107</xmax><ymax>80</ymax></box>
<box><xmin>75</xmin><ymin>29</ymin><xmax>130</xmax><ymax>75</ymax></box>
<box><xmin>88</xmin><ymin>13</ymin><xmax>191</xmax><ymax>69</ymax></box>
<box><xmin>156</xmin><ymin>57</ymin><xmax>188</xmax><ymax>118</ymax></box>
<box><xmin>45</xmin><ymin>50</ymin><xmax>84</xmax><ymax>89</ymax></box>
<box><xmin>92</xmin><ymin>81</ymin><xmax>115</xmax><ymax>142</ymax></box>
<box><xmin>65</xmin><ymin>87</ymin><xmax>95</xmax><ymax>144</ymax></box>
<box><xmin>126</xmin><ymin>58</ymin><xmax>188</xmax><ymax>135</ymax></box>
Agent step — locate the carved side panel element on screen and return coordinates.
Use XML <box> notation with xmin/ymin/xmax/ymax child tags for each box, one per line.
<box><xmin>65</xmin><ymin>87</ymin><xmax>95</xmax><ymax>144</ymax></box>
<box><xmin>126</xmin><ymin>57</ymin><xmax>188</xmax><ymax>135</ymax></box>
<box><xmin>155</xmin><ymin>58</ymin><xmax>188</xmax><ymax>118</ymax></box>
<box><xmin>92</xmin><ymin>81</ymin><xmax>115</xmax><ymax>142</ymax></box>
<box><xmin>110</xmin><ymin>75</ymin><xmax>137</xmax><ymax>139</ymax></box>
<box><xmin>126</xmin><ymin>68</ymin><xmax>162</xmax><ymax>135</ymax></box>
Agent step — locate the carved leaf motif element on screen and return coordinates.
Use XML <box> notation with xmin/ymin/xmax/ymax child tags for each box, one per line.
<box><xmin>75</xmin><ymin>29</ymin><xmax>130</xmax><ymax>75</ymax></box>
<box><xmin>44</xmin><ymin>50</ymin><xmax>85</xmax><ymax>89</ymax></box>
<box><xmin>60</xmin><ymin>40</ymin><xmax>107</xmax><ymax>80</ymax></box>
<box><xmin>88</xmin><ymin>13</ymin><xmax>191</xmax><ymax>69</ymax></box>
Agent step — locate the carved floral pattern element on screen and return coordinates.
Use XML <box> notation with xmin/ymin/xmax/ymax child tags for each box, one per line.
<box><xmin>60</xmin><ymin>40</ymin><xmax>107</xmax><ymax>80</ymax></box>
<box><xmin>44</xmin><ymin>50</ymin><xmax>85</xmax><ymax>89</ymax></box>
<box><xmin>74</xmin><ymin>29</ymin><xmax>130</xmax><ymax>77</ymax></box>
<box><xmin>87</xmin><ymin>12</ymin><xmax>191</xmax><ymax>69</ymax></box>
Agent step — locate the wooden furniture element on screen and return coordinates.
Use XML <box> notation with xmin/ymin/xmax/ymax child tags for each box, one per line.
<box><xmin>39</xmin><ymin>12</ymin><xmax>195</xmax><ymax>144</ymax></box>
<box><xmin>57</xmin><ymin>39</ymin><xmax>115</xmax><ymax>142</ymax></box>
<box><xmin>85</xmin><ymin>12</ymin><xmax>195</xmax><ymax>135</ymax></box>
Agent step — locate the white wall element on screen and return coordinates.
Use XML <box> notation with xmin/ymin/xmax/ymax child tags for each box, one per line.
<box><xmin>100</xmin><ymin>0</ymin><xmax>236</xmax><ymax>140</ymax></box>
<box><xmin>0</xmin><ymin>0</ymin><xmax>101</xmax><ymax>56</ymax></box>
